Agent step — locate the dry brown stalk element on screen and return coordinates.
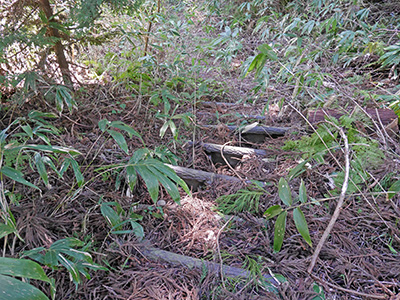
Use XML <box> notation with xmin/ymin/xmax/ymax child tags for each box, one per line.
<box><xmin>307</xmin><ymin>122</ymin><xmax>350</xmax><ymax>274</ymax></box>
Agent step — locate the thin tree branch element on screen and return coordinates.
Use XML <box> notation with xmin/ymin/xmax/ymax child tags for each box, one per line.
<box><xmin>307</xmin><ymin>122</ymin><xmax>350</xmax><ymax>274</ymax></box>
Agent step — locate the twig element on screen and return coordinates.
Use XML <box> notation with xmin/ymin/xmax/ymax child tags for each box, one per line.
<box><xmin>216</xmin><ymin>215</ymin><xmax>234</xmax><ymax>289</ymax></box>
<box><xmin>307</xmin><ymin>122</ymin><xmax>350</xmax><ymax>274</ymax></box>
<box><xmin>310</xmin><ymin>274</ymin><xmax>388</xmax><ymax>300</ymax></box>
<box><xmin>220</xmin><ymin>142</ymin><xmax>244</xmax><ymax>181</ymax></box>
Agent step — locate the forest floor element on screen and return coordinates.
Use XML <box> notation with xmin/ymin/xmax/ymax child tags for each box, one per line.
<box><xmin>1</xmin><ymin>1</ymin><xmax>400</xmax><ymax>300</ymax></box>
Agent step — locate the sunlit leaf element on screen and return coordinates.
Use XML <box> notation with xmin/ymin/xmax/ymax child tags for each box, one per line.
<box><xmin>241</xmin><ymin>122</ymin><xmax>259</xmax><ymax>134</ymax></box>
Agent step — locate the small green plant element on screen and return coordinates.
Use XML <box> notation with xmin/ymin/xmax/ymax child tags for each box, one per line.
<box><xmin>216</xmin><ymin>182</ymin><xmax>266</xmax><ymax>215</ymax></box>
<box><xmin>100</xmin><ymin>201</ymin><xmax>144</xmax><ymax>240</ymax></box>
<box><xmin>0</xmin><ymin>118</ymin><xmax>83</xmax><ymax>192</ymax></box>
<box><xmin>264</xmin><ymin>178</ymin><xmax>312</xmax><ymax>252</ymax></box>
<box><xmin>96</xmin><ymin>120</ymin><xmax>190</xmax><ymax>204</ymax></box>
<box><xmin>98</xmin><ymin>119</ymin><xmax>145</xmax><ymax>154</ymax></box>
<box><xmin>0</xmin><ymin>257</ymin><xmax>53</xmax><ymax>300</ymax></box>
<box><xmin>22</xmin><ymin>237</ymin><xmax>107</xmax><ymax>289</ymax></box>
<box><xmin>283</xmin><ymin>115</ymin><xmax>385</xmax><ymax>194</ymax></box>
<box><xmin>379</xmin><ymin>43</ymin><xmax>400</xmax><ymax>68</ymax></box>
<box><xmin>122</xmin><ymin>148</ymin><xmax>190</xmax><ymax>204</ymax></box>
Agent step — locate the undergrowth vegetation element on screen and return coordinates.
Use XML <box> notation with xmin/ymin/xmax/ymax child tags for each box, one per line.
<box><xmin>1</xmin><ymin>0</ymin><xmax>400</xmax><ymax>298</ymax></box>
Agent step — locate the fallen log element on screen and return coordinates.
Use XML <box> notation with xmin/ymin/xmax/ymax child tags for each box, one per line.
<box><xmin>200</xmin><ymin>124</ymin><xmax>288</xmax><ymax>136</ymax></box>
<box><xmin>166</xmin><ymin>164</ymin><xmax>265</xmax><ymax>189</ymax></box>
<box><xmin>139</xmin><ymin>246</ymin><xmax>280</xmax><ymax>286</ymax></box>
<box><xmin>187</xmin><ymin>141</ymin><xmax>270</xmax><ymax>157</ymax></box>
<box><xmin>166</xmin><ymin>164</ymin><xmax>240</xmax><ymax>189</ymax></box>
<box><xmin>307</xmin><ymin>108</ymin><xmax>398</xmax><ymax>136</ymax></box>
<box><xmin>197</xmin><ymin>111</ymin><xmax>267</xmax><ymax>120</ymax></box>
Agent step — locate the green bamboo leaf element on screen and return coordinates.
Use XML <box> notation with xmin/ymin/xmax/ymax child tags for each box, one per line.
<box><xmin>51</xmin><ymin>238</ymin><xmax>85</xmax><ymax>251</ymax></box>
<box><xmin>135</xmin><ymin>164</ymin><xmax>159</xmax><ymax>203</ymax></box>
<box><xmin>67</xmin><ymin>158</ymin><xmax>84</xmax><ymax>187</ymax></box>
<box><xmin>387</xmin><ymin>180</ymin><xmax>400</xmax><ymax>200</ymax></box>
<box><xmin>258</xmin><ymin>43</ymin><xmax>278</xmax><ymax>61</ymax></box>
<box><xmin>148</xmin><ymin>165</ymin><xmax>180</xmax><ymax>203</ymax></box>
<box><xmin>59</xmin><ymin>159</ymin><xmax>70</xmax><ymax>177</ymax></box>
<box><xmin>0</xmin><ymin>257</ymin><xmax>50</xmax><ymax>282</ymax></box>
<box><xmin>28</xmin><ymin>111</ymin><xmax>57</xmax><ymax>120</ymax></box>
<box><xmin>246</xmin><ymin>53</ymin><xmax>265</xmax><ymax>76</ymax></box>
<box><xmin>101</xmin><ymin>203</ymin><xmax>121</xmax><ymax>229</ymax></box>
<box><xmin>288</xmin><ymin>159</ymin><xmax>310</xmax><ymax>180</ymax></box>
<box><xmin>13</xmin><ymin>144</ymin><xmax>81</xmax><ymax>156</ymax></box>
<box><xmin>0</xmin><ymin>166</ymin><xmax>40</xmax><ymax>190</ymax></box>
<box><xmin>278</xmin><ymin>177</ymin><xmax>292</xmax><ymax>206</ymax></box>
<box><xmin>168</xmin><ymin>120</ymin><xmax>177</xmax><ymax>140</ymax></box>
<box><xmin>55</xmin><ymin>89</ymin><xmax>64</xmax><ymax>112</ymax></box>
<box><xmin>156</xmin><ymin>163</ymin><xmax>190</xmax><ymax>195</ymax></box>
<box><xmin>273</xmin><ymin>211</ymin><xmax>287</xmax><ymax>252</ymax></box>
<box><xmin>107</xmin><ymin>129</ymin><xmax>129</xmax><ymax>154</ymax></box>
<box><xmin>98</xmin><ymin>119</ymin><xmax>109</xmax><ymax>132</ymax></box>
<box><xmin>36</xmin><ymin>133</ymin><xmax>51</xmax><ymax>145</ymax></box>
<box><xmin>0</xmin><ymin>223</ymin><xmax>16</xmax><ymax>239</ymax></box>
<box><xmin>293</xmin><ymin>208</ymin><xmax>312</xmax><ymax>247</ymax></box>
<box><xmin>34</xmin><ymin>153</ymin><xmax>50</xmax><ymax>188</ymax></box>
<box><xmin>55</xmin><ymin>86</ymin><xmax>76</xmax><ymax>112</ymax></box>
<box><xmin>109</xmin><ymin>121</ymin><xmax>143</xmax><ymax>143</ymax></box>
<box><xmin>299</xmin><ymin>179</ymin><xmax>307</xmax><ymax>203</ymax></box>
<box><xmin>129</xmin><ymin>221</ymin><xmax>144</xmax><ymax>240</ymax></box>
<box><xmin>160</xmin><ymin>121</ymin><xmax>169</xmax><ymax>138</ymax></box>
<box><xmin>57</xmin><ymin>254</ymin><xmax>81</xmax><ymax>286</ymax></box>
<box><xmin>44</xmin><ymin>250</ymin><xmax>58</xmax><ymax>267</ymax></box>
<box><xmin>21</xmin><ymin>124</ymin><xmax>33</xmax><ymax>138</ymax></box>
<box><xmin>264</xmin><ymin>205</ymin><xmax>282</xmax><ymax>219</ymax></box>
<box><xmin>126</xmin><ymin>165</ymin><xmax>138</xmax><ymax>191</ymax></box>
<box><xmin>0</xmin><ymin>274</ymin><xmax>49</xmax><ymax>300</ymax></box>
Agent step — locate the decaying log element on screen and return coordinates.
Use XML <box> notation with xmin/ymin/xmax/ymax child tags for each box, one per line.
<box><xmin>139</xmin><ymin>246</ymin><xmax>280</xmax><ymax>286</ymax></box>
<box><xmin>200</xmin><ymin>101</ymin><xmax>251</xmax><ymax>108</ymax></box>
<box><xmin>166</xmin><ymin>164</ymin><xmax>265</xmax><ymax>189</ymax></box>
<box><xmin>307</xmin><ymin>108</ymin><xmax>398</xmax><ymax>135</ymax></box>
<box><xmin>197</xmin><ymin>111</ymin><xmax>267</xmax><ymax>120</ymax></box>
<box><xmin>201</xmin><ymin>125</ymin><xmax>288</xmax><ymax>136</ymax></box>
<box><xmin>166</xmin><ymin>164</ymin><xmax>241</xmax><ymax>189</ymax></box>
<box><xmin>187</xmin><ymin>141</ymin><xmax>270</xmax><ymax>157</ymax></box>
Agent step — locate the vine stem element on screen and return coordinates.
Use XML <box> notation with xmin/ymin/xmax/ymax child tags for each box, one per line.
<box><xmin>307</xmin><ymin>121</ymin><xmax>350</xmax><ymax>274</ymax></box>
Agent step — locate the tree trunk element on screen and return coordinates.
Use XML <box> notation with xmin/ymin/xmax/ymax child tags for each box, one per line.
<box><xmin>38</xmin><ymin>0</ymin><xmax>72</xmax><ymax>87</ymax></box>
